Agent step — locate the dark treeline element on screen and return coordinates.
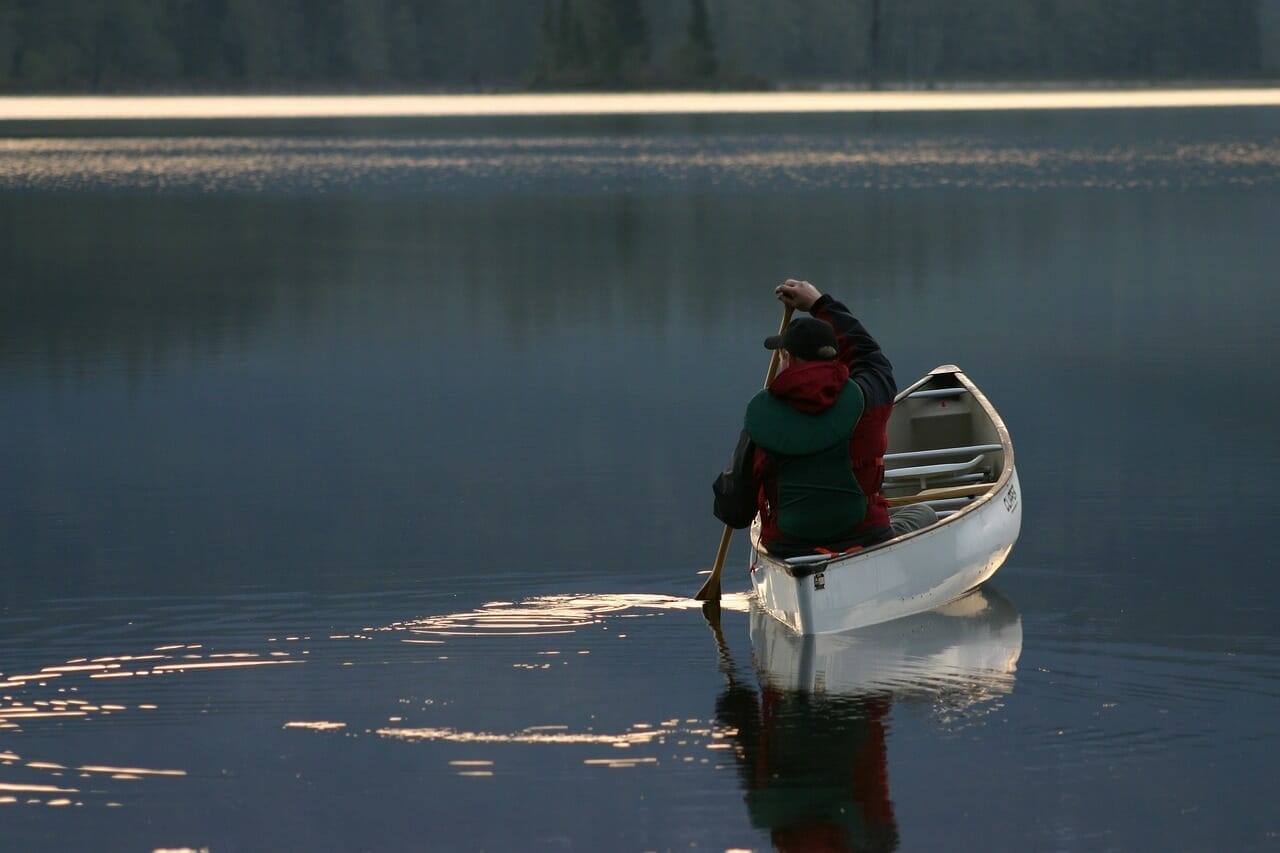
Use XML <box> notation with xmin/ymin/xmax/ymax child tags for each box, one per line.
<box><xmin>0</xmin><ymin>0</ymin><xmax>544</xmax><ymax>91</ymax></box>
<box><xmin>0</xmin><ymin>0</ymin><xmax>1275</xmax><ymax>93</ymax></box>
<box><xmin>530</xmin><ymin>0</ymin><xmax>721</xmax><ymax>89</ymax></box>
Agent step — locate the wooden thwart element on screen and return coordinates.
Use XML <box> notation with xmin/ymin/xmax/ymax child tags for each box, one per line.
<box><xmin>887</xmin><ymin>482</ymin><xmax>993</xmax><ymax>507</ymax></box>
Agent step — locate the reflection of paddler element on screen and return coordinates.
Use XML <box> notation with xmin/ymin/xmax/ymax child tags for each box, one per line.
<box><xmin>717</xmin><ymin>683</ymin><xmax>898</xmax><ymax>852</ymax></box>
<box><xmin>704</xmin><ymin>588</ymin><xmax>1021</xmax><ymax>852</ymax></box>
<box><xmin>708</xmin><ymin>601</ymin><xmax>899</xmax><ymax>852</ymax></box>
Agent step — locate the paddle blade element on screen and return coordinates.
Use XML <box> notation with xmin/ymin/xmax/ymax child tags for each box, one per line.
<box><xmin>693</xmin><ymin>576</ymin><xmax>720</xmax><ymax>602</ymax></box>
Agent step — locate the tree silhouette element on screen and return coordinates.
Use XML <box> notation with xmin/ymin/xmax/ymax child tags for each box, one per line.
<box><xmin>685</xmin><ymin>0</ymin><xmax>718</xmax><ymax>81</ymax></box>
<box><xmin>531</xmin><ymin>0</ymin><xmax>652</xmax><ymax>89</ymax></box>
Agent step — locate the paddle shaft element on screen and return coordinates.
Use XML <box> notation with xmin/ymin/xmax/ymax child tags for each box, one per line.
<box><xmin>886</xmin><ymin>481</ymin><xmax>993</xmax><ymax>507</ymax></box>
<box><xmin>695</xmin><ymin>303</ymin><xmax>795</xmax><ymax>601</ymax></box>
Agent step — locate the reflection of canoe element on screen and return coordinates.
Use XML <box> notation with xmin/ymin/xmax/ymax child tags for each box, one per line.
<box><xmin>749</xmin><ymin>586</ymin><xmax>1022</xmax><ymax>700</ymax></box>
<box><xmin>750</xmin><ymin>365</ymin><xmax>1022</xmax><ymax>635</ymax></box>
<box><xmin>724</xmin><ymin>587</ymin><xmax>1020</xmax><ymax>848</ymax></box>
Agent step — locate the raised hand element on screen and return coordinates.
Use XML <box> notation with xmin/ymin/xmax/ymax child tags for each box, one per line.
<box><xmin>774</xmin><ymin>279</ymin><xmax>822</xmax><ymax>312</ymax></box>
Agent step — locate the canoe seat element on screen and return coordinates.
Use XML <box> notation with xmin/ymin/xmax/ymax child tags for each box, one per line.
<box><xmin>883</xmin><ymin>443</ymin><xmax>1002</xmax><ymax>465</ymax></box>
<box><xmin>884</xmin><ymin>454</ymin><xmax>987</xmax><ymax>490</ymax></box>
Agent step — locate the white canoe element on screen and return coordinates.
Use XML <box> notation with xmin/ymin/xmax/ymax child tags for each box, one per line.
<box><xmin>749</xmin><ymin>364</ymin><xmax>1021</xmax><ymax>635</ymax></box>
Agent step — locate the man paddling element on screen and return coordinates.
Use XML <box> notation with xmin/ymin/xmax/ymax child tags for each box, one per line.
<box><xmin>713</xmin><ymin>279</ymin><xmax>935</xmax><ymax>558</ymax></box>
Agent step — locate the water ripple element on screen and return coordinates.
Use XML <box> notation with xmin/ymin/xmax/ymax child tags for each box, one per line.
<box><xmin>1011</xmin><ymin>631</ymin><xmax>1280</xmax><ymax>767</ymax></box>
<box><xmin>0</xmin><ymin>587</ymin><xmax>749</xmax><ymax>807</ymax></box>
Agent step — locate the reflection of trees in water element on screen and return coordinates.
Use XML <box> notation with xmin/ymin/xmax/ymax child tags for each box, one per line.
<box><xmin>1</xmin><ymin>188</ymin><xmax>994</xmax><ymax>379</ymax></box>
<box><xmin>0</xmin><ymin>196</ymin><xmax>317</xmax><ymax>380</ymax></box>
<box><xmin>7</xmin><ymin>163</ymin><xmax>1252</xmax><ymax>382</ymax></box>
<box><xmin>6</xmin><ymin>111</ymin><xmax>1273</xmax><ymax>383</ymax></box>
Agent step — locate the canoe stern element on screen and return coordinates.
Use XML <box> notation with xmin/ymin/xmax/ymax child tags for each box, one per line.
<box><xmin>751</xmin><ymin>466</ymin><xmax>1021</xmax><ymax>635</ymax></box>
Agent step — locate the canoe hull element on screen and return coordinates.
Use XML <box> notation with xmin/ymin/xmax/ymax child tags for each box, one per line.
<box><xmin>750</xmin><ymin>467</ymin><xmax>1020</xmax><ymax>634</ymax></box>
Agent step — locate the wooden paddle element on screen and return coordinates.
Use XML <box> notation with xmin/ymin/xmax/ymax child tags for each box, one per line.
<box><xmin>695</xmin><ymin>303</ymin><xmax>794</xmax><ymax>602</ymax></box>
<box><xmin>886</xmin><ymin>482</ymin><xmax>993</xmax><ymax>507</ymax></box>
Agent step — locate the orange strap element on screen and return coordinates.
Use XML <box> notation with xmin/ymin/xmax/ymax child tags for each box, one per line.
<box><xmin>814</xmin><ymin>545</ymin><xmax>863</xmax><ymax>557</ymax></box>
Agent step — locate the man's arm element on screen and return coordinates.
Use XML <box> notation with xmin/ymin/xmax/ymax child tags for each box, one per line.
<box><xmin>811</xmin><ymin>294</ymin><xmax>896</xmax><ymax>409</ymax></box>
<box><xmin>713</xmin><ymin>429</ymin><xmax>759</xmax><ymax>529</ymax></box>
<box><xmin>775</xmin><ymin>279</ymin><xmax>896</xmax><ymax>409</ymax></box>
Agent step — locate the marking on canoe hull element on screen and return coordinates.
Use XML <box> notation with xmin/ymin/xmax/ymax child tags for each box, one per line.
<box><xmin>1003</xmin><ymin>482</ymin><xmax>1018</xmax><ymax>513</ymax></box>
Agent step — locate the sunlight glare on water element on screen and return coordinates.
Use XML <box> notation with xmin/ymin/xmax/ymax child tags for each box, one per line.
<box><xmin>402</xmin><ymin>591</ymin><xmax>749</xmax><ymax>637</ymax></box>
<box><xmin>3</xmin><ymin>90</ymin><xmax>1280</xmax><ymax>121</ymax></box>
<box><xmin>2</xmin><ymin>132</ymin><xmax>1278</xmax><ymax>194</ymax></box>
<box><xmin>0</xmin><ymin>589</ymin><xmax>755</xmax><ymax>808</ymax></box>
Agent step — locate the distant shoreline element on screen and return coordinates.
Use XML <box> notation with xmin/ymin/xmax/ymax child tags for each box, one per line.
<box><xmin>3</xmin><ymin>88</ymin><xmax>1280</xmax><ymax>121</ymax></box>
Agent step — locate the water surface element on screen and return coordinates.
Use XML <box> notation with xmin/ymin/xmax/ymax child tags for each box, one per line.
<box><xmin>2</xmin><ymin>101</ymin><xmax>1279</xmax><ymax>851</ymax></box>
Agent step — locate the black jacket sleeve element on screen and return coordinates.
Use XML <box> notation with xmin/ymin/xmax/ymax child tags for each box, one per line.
<box><xmin>712</xmin><ymin>428</ymin><xmax>759</xmax><ymax>529</ymax></box>
<box><xmin>811</xmin><ymin>294</ymin><xmax>896</xmax><ymax>409</ymax></box>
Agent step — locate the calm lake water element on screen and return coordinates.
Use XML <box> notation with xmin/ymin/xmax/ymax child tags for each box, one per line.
<box><xmin>2</xmin><ymin>99</ymin><xmax>1279</xmax><ymax>851</ymax></box>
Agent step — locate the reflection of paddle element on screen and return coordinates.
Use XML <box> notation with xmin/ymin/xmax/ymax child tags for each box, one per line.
<box><xmin>696</xmin><ymin>304</ymin><xmax>794</xmax><ymax>602</ymax></box>
<box><xmin>700</xmin><ymin>599</ymin><xmax>741</xmax><ymax>687</ymax></box>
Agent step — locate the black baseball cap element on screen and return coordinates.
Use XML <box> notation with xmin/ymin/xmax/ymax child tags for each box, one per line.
<box><xmin>763</xmin><ymin>317</ymin><xmax>838</xmax><ymax>360</ymax></box>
